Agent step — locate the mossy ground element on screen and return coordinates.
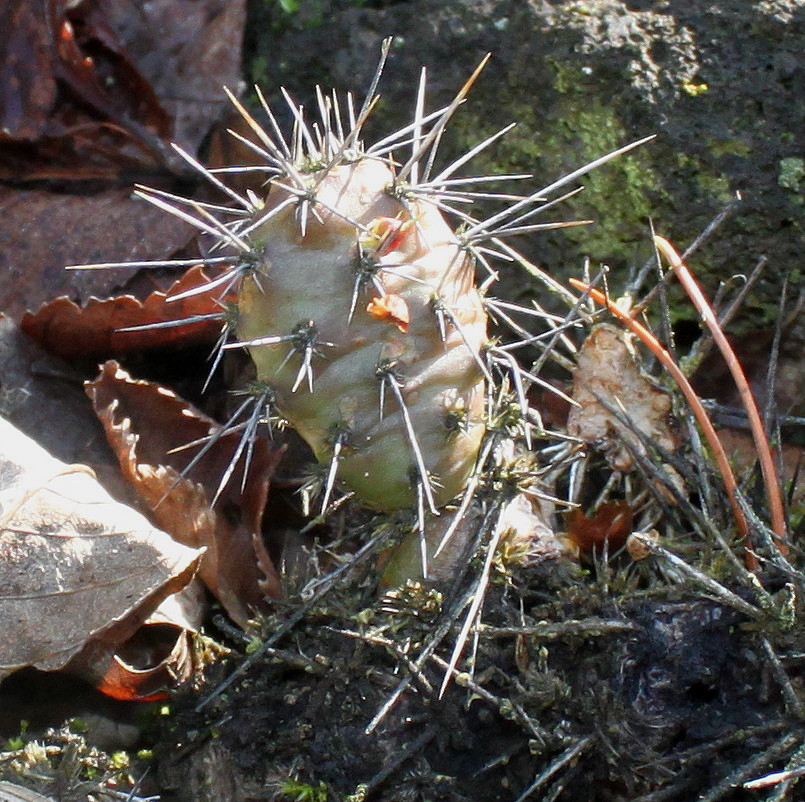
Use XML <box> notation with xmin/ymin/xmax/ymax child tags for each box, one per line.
<box><xmin>153</xmin><ymin>534</ymin><xmax>804</xmax><ymax>801</ymax></box>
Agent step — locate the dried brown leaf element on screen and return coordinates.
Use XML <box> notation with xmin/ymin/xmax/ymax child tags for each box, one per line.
<box><xmin>21</xmin><ymin>265</ymin><xmax>227</xmax><ymax>359</ymax></box>
<box><xmin>0</xmin><ymin>186</ymin><xmax>196</xmax><ymax>321</ymax></box>
<box><xmin>77</xmin><ymin>624</ymin><xmax>194</xmax><ymax>702</ymax></box>
<box><xmin>0</xmin><ymin>0</ymin><xmax>245</xmax><ymax>180</ymax></box>
<box><xmin>0</xmin><ymin>0</ymin><xmax>246</xmax><ymax>319</ymax></box>
<box><xmin>0</xmin><ymin>415</ymin><xmax>204</xmax><ymax>681</ymax></box>
<box><xmin>0</xmin><ymin>0</ymin><xmax>56</xmax><ymax>141</ymax></box>
<box><xmin>565</xmin><ymin>501</ymin><xmax>634</xmax><ymax>555</ymax></box>
<box><xmin>87</xmin><ymin>362</ymin><xmax>284</xmax><ymax>626</ymax></box>
<box><xmin>568</xmin><ymin>323</ymin><xmax>678</xmax><ymax>471</ymax></box>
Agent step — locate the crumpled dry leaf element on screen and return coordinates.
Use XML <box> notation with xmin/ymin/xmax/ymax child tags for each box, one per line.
<box><xmin>0</xmin><ymin>0</ymin><xmax>246</xmax><ymax>180</ymax></box>
<box><xmin>68</xmin><ymin>580</ymin><xmax>206</xmax><ymax>701</ymax></box>
<box><xmin>0</xmin><ymin>415</ymin><xmax>204</xmax><ymax>682</ymax></box>
<box><xmin>92</xmin><ymin>628</ymin><xmax>192</xmax><ymax>702</ymax></box>
<box><xmin>87</xmin><ymin>361</ymin><xmax>285</xmax><ymax>626</ymax></box>
<box><xmin>568</xmin><ymin>323</ymin><xmax>679</xmax><ymax>471</ymax></box>
<box><xmin>21</xmin><ymin>265</ymin><xmax>228</xmax><ymax>359</ymax></box>
<box><xmin>0</xmin><ymin>314</ymin><xmax>118</xmax><ymax>473</ymax></box>
<box><xmin>0</xmin><ymin>0</ymin><xmax>246</xmax><ymax>321</ymax></box>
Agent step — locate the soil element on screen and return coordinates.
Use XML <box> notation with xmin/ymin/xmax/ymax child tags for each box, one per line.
<box><xmin>153</xmin><ymin>557</ymin><xmax>802</xmax><ymax>801</ymax></box>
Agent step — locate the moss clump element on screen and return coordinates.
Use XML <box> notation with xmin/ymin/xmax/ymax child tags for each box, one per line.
<box><xmin>449</xmin><ymin>71</ymin><xmax>661</xmax><ymax>272</ymax></box>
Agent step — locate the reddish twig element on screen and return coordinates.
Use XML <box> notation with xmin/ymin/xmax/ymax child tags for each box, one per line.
<box><xmin>568</xmin><ymin>277</ymin><xmax>758</xmax><ymax>570</ymax></box>
<box><xmin>653</xmin><ymin>235</ymin><xmax>788</xmax><ymax>552</ymax></box>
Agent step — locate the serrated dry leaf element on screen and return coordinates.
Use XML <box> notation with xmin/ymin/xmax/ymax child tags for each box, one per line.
<box><xmin>568</xmin><ymin>323</ymin><xmax>679</xmax><ymax>471</ymax></box>
<box><xmin>87</xmin><ymin>362</ymin><xmax>284</xmax><ymax>626</ymax></box>
<box><xmin>0</xmin><ymin>415</ymin><xmax>204</xmax><ymax>682</ymax></box>
<box><xmin>21</xmin><ymin>265</ymin><xmax>228</xmax><ymax>359</ymax></box>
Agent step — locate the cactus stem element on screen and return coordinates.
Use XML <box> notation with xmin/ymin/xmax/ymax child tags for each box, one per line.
<box><xmin>430</xmin><ymin>295</ymin><xmax>493</xmax><ymax>382</ymax></box>
<box><xmin>238</xmin><ymin>193</ymin><xmax>299</xmax><ymax>238</ymax></box>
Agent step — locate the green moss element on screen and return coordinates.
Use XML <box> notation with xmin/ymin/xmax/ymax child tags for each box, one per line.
<box><xmin>452</xmin><ymin>90</ymin><xmax>660</xmax><ymax>267</ymax></box>
<box><xmin>779</xmin><ymin>156</ymin><xmax>805</xmax><ymax>191</ymax></box>
<box><xmin>279</xmin><ymin>778</ymin><xmax>329</xmax><ymax>801</ymax></box>
<box><xmin>709</xmin><ymin>138</ymin><xmax>751</xmax><ymax>158</ymax></box>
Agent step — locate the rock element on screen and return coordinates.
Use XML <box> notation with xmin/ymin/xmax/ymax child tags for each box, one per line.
<box><xmin>250</xmin><ymin>0</ymin><xmax>803</xmax><ymax>346</ymax></box>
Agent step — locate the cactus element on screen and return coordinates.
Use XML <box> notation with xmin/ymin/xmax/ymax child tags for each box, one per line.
<box><xmin>80</xmin><ymin>41</ymin><xmax>649</xmax><ymax>581</ymax></box>
<box><xmin>232</xmin><ymin>153</ymin><xmax>487</xmax><ymax>513</ymax></box>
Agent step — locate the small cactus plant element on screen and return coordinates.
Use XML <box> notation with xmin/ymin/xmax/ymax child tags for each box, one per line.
<box><xmin>81</xmin><ymin>41</ymin><xmax>649</xmax><ymax>581</ymax></box>
<box><xmin>232</xmin><ymin>153</ymin><xmax>487</xmax><ymax>513</ymax></box>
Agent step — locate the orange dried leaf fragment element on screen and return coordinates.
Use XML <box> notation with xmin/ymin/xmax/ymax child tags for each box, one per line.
<box><xmin>565</xmin><ymin>501</ymin><xmax>634</xmax><ymax>555</ymax></box>
<box><xmin>367</xmin><ymin>293</ymin><xmax>410</xmax><ymax>332</ymax></box>
<box><xmin>21</xmin><ymin>266</ymin><xmax>227</xmax><ymax>359</ymax></box>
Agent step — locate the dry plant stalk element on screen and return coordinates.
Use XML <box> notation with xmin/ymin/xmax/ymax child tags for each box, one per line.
<box><xmin>653</xmin><ymin>235</ymin><xmax>787</xmax><ymax>549</ymax></box>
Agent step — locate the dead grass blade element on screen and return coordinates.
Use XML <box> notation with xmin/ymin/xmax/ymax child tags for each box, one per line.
<box><xmin>653</xmin><ymin>235</ymin><xmax>788</xmax><ymax>551</ymax></box>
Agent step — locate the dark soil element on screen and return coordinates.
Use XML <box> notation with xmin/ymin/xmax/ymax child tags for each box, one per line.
<box><xmin>155</xmin><ymin>557</ymin><xmax>803</xmax><ymax>801</ymax></box>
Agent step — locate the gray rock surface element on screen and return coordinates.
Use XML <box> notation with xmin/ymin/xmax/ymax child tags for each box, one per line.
<box><xmin>248</xmin><ymin>0</ymin><xmax>803</xmax><ymax>402</ymax></box>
